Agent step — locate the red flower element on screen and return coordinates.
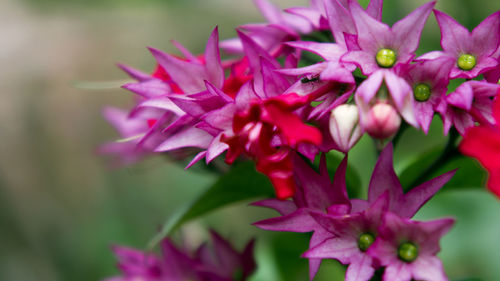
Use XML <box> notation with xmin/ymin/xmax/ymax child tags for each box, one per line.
<box><xmin>222</xmin><ymin>93</ymin><xmax>322</xmax><ymax>199</ymax></box>
<box><xmin>459</xmin><ymin>92</ymin><xmax>500</xmax><ymax>198</ymax></box>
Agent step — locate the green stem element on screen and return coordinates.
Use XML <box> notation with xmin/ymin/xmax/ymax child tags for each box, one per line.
<box><xmin>409</xmin><ymin>129</ymin><xmax>461</xmax><ymax>188</ymax></box>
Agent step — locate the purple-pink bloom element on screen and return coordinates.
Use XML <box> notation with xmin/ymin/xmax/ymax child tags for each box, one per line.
<box><xmin>418</xmin><ymin>10</ymin><xmax>500</xmax><ymax>79</ymax></box>
<box><xmin>342</xmin><ymin>1</ymin><xmax>435</xmax><ymax>75</ymax></box>
<box><xmin>442</xmin><ymin>81</ymin><xmax>500</xmax><ymax>135</ymax></box>
<box><xmin>368</xmin><ymin>212</ymin><xmax>454</xmax><ymax>281</ymax></box>
<box><xmin>399</xmin><ymin>57</ymin><xmax>455</xmax><ymax>133</ymax></box>
<box><xmin>304</xmin><ymin>194</ymin><xmax>389</xmax><ymax>281</ymax></box>
<box><xmin>105</xmin><ymin>232</ymin><xmax>256</xmax><ymax>281</ymax></box>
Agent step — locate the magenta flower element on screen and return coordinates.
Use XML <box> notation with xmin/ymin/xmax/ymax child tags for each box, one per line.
<box><xmin>368</xmin><ymin>213</ymin><xmax>454</xmax><ymax>281</ymax></box>
<box><xmin>304</xmin><ymin>194</ymin><xmax>389</xmax><ymax>281</ymax></box>
<box><xmin>400</xmin><ymin>57</ymin><xmax>455</xmax><ymax>133</ymax></box>
<box><xmin>418</xmin><ymin>10</ymin><xmax>500</xmax><ymax>79</ymax></box>
<box><xmin>105</xmin><ymin>232</ymin><xmax>256</xmax><ymax>281</ymax></box>
<box><xmin>442</xmin><ymin>81</ymin><xmax>500</xmax><ymax>135</ymax></box>
<box><xmin>253</xmin><ymin>154</ymin><xmax>350</xmax><ymax>279</ymax></box>
<box><xmin>342</xmin><ymin>1</ymin><xmax>435</xmax><ymax>75</ymax></box>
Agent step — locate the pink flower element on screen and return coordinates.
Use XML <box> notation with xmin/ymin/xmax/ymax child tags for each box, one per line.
<box><xmin>418</xmin><ymin>10</ymin><xmax>500</xmax><ymax>79</ymax></box>
<box><xmin>368</xmin><ymin>213</ymin><xmax>454</xmax><ymax>281</ymax></box>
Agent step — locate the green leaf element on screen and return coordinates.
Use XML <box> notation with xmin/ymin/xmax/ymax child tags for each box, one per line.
<box><xmin>147</xmin><ymin>161</ymin><xmax>274</xmax><ymax>248</ymax></box>
<box><xmin>324</xmin><ymin>152</ymin><xmax>363</xmax><ymax>198</ymax></box>
<box><xmin>399</xmin><ymin>147</ymin><xmax>487</xmax><ymax>191</ymax></box>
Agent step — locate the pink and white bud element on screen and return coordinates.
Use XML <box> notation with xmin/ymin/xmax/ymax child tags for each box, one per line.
<box><xmin>363</xmin><ymin>103</ymin><xmax>401</xmax><ymax>139</ymax></box>
<box><xmin>329</xmin><ymin>104</ymin><xmax>363</xmax><ymax>152</ymax></box>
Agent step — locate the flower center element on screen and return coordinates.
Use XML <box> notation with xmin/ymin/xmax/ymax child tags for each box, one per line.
<box><xmin>358</xmin><ymin>233</ymin><xmax>375</xmax><ymax>252</ymax></box>
<box><xmin>376</xmin><ymin>49</ymin><xmax>397</xmax><ymax>68</ymax></box>
<box><xmin>457</xmin><ymin>54</ymin><xmax>476</xmax><ymax>71</ymax></box>
<box><xmin>413</xmin><ymin>83</ymin><xmax>431</xmax><ymax>102</ymax></box>
<box><xmin>398</xmin><ymin>242</ymin><xmax>418</xmax><ymax>263</ymax></box>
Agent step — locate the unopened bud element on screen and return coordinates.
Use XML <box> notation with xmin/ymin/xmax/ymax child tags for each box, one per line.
<box><xmin>364</xmin><ymin>103</ymin><xmax>401</xmax><ymax>139</ymax></box>
<box><xmin>329</xmin><ymin>104</ymin><xmax>362</xmax><ymax>152</ymax></box>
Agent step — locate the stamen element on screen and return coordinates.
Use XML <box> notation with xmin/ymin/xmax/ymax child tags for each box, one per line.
<box><xmin>457</xmin><ymin>54</ymin><xmax>476</xmax><ymax>71</ymax></box>
<box><xmin>376</xmin><ymin>49</ymin><xmax>397</xmax><ymax>68</ymax></box>
<box><xmin>413</xmin><ymin>83</ymin><xmax>431</xmax><ymax>102</ymax></box>
<box><xmin>358</xmin><ymin>233</ymin><xmax>375</xmax><ymax>252</ymax></box>
<box><xmin>398</xmin><ymin>242</ymin><xmax>418</xmax><ymax>262</ymax></box>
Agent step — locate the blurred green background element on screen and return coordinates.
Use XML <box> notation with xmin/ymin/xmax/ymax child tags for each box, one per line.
<box><xmin>0</xmin><ymin>0</ymin><xmax>499</xmax><ymax>280</ymax></box>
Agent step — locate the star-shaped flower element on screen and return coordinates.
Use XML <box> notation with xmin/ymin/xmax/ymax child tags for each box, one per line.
<box><xmin>418</xmin><ymin>10</ymin><xmax>500</xmax><ymax>79</ymax></box>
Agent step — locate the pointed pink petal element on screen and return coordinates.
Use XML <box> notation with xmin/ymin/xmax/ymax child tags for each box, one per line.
<box><xmin>303</xmin><ymin>237</ymin><xmax>359</xmax><ymax>264</ymax></box>
<box><xmin>149</xmin><ymin>47</ymin><xmax>208</xmax><ymax>93</ymax></box>
<box><xmin>349</xmin><ymin>0</ymin><xmax>391</xmax><ymax>52</ymax></box>
<box><xmin>204</xmin><ymin>27</ymin><xmax>225</xmax><ymax>88</ymax></box>
<box><xmin>117</xmin><ymin>63</ymin><xmax>151</xmax><ymax>81</ymax></box>
<box><xmin>171</xmin><ymin>40</ymin><xmax>198</xmax><ymax>62</ymax></box>
<box><xmin>251</xmin><ymin>199</ymin><xmax>297</xmax><ymax>215</ymax></box>
<box><xmin>345</xmin><ymin>255</ymin><xmax>375</xmax><ymax>281</ymax></box>
<box><xmin>122</xmin><ymin>80</ymin><xmax>171</xmax><ymax>98</ymax></box>
<box><xmin>342</xmin><ymin>51</ymin><xmax>379</xmax><ymax>75</ymax></box>
<box><xmin>434</xmin><ymin>10</ymin><xmax>471</xmax><ymax>55</ymax></box>
<box><xmin>399</xmin><ymin>170</ymin><xmax>456</xmax><ymax>218</ymax></box>
<box><xmin>392</xmin><ymin>2</ymin><xmax>435</xmax><ymax>56</ymax></box>
<box><xmin>253</xmin><ymin>208</ymin><xmax>318</xmax><ymax>232</ymax></box>
<box><xmin>366</xmin><ymin>0</ymin><xmax>383</xmax><ymax>20</ymax></box>
<box><xmin>185</xmin><ymin>151</ymin><xmax>207</xmax><ymax>169</ymax></box>
<box><xmin>472</xmin><ymin>11</ymin><xmax>500</xmax><ymax>56</ymax></box>
<box><xmin>286</xmin><ymin>41</ymin><xmax>345</xmax><ymax>62</ymax></box>
<box><xmin>411</xmin><ymin>256</ymin><xmax>448</xmax><ymax>281</ymax></box>
<box><xmin>206</xmin><ymin>133</ymin><xmax>229</xmax><ymax>163</ymax></box>
<box><xmin>324</xmin><ymin>0</ymin><xmax>355</xmax><ymax>47</ymax></box>
<box><xmin>155</xmin><ymin>127</ymin><xmax>212</xmax><ymax>152</ymax></box>
<box><xmin>367</xmin><ymin>143</ymin><xmax>404</xmax><ymax>206</ymax></box>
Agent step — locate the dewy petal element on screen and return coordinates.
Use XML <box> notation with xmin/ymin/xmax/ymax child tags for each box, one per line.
<box><xmin>392</xmin><ymin>1</ymin><xmax>435</xmax><ymax>56</ymax></box>
<box><xmin>204</xmin><ymin>27</ymin><xmax>225</xmax><ymax>89</ymax></box>
<box><xmin>434</xmin><ymin>10</ymin><xmax>472</xmax><ymax>55</ymax></box>
<box><xmin>471</xmin><ymin>11</ymin><xmax>500</xmax><ymax>56</ymax></box>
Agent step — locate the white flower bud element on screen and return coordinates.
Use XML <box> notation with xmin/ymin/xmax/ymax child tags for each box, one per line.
<box><xmin>329</xmin><ymin>104</ymin><xmax>363</xmax><ymax>152</ymax></box>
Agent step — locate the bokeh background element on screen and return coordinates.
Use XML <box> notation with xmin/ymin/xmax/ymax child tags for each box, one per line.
<box><xmin>1</xmin><ymin>0</ymin><xmax>499</xmax><ymax>280</ymax></box>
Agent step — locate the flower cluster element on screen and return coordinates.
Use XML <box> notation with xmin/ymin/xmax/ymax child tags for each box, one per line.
<box><xmin>105</xmin><ymin>231</ymin><xmax>256</xmax><ymax>281</ymax></box>
<box><xmin>99</xmin><ymin>1</ymin><xmax>500</xmax><ymax>281</ymax></box>
<box><xmin>101</xmin><ymin>0</ymin><xmax>500</xmax><ymax>200</ymax></box>
<box><xmin>253</xmin><ymin>144</ymin><xmax>455</xmax><ymax>281</ymax></box>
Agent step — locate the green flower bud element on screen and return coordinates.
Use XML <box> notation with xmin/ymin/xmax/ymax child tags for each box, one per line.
<box><xmin>457</xmin><ymin>54</ymin><xmax>476</xmax><ymax>71</ymax></box>
<box><xmin>413</xmin><ymin>83</ymin><xmax>431</xmax><ymax>102</ymax></box>
<box><xmin>398</xmin><ymin>242</ymin><xmax>419</xmax><ymax>263</ymax></box>
<box><xmin>358</xmin><ymin>233</ymin><xmax>376</xmax><ymax>252</ymax></box>
<box><xmin>376</xmin><ymin>49</ymin><xmax>397</xmax><ymax>68</ymax></box>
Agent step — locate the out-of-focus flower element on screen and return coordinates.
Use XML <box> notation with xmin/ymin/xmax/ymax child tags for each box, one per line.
<box><xmin>442</xmin><ymin>81</ymin><xmax>500</xmax><ymax>135</ymax></box>
<box><xmin>329</xmin><ymin>104</ymin><xmax>363</xmax><ymax>152</ymax></box>
<box><xmin>459</xmin><ymin>95</ymin><xmax>500</xmax><ymax>198</ymax></box>
<box><xmin>105</xmin><ymin>231</ymin><xmax>256</xmax><ymax>281</ymax></box>
<box><xmin>368</xmin><ymin>213</ymin><xmax>454</xmax><ymax>281</ymax></box>
<box><xmin>418</xmin><ymin>10</ymin><xmax>500</xmax><ymax>79</ymax></box>
<box><xmin>363</xmin><ymin>102</ymin><xmax>401</xmax><ymax>139</ymax></box>
<box><xmin>341</xmin><ymin>1</ymin><xmax>435</xmax><ymax>75</ymax></box>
